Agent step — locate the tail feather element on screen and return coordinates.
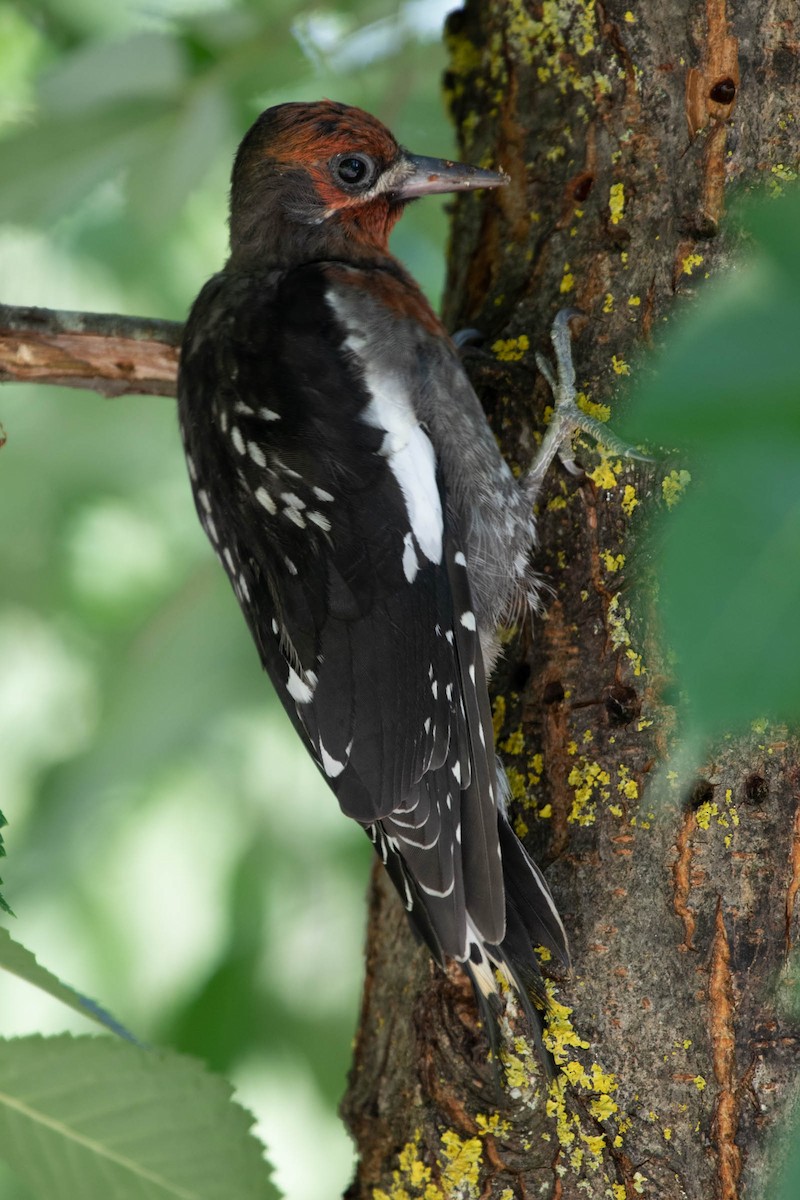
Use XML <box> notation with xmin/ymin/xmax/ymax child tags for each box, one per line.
<box><xmin>464</xmin><ymin>809</ymin><xmax>569</xmax><ymax>1083</ymax></box>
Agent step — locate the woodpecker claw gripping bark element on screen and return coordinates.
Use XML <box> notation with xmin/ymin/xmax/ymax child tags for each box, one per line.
<box><xmin>178</xmin><ymin>100</ymin><xmax>586</xmax><ymax>1083</ymax></box>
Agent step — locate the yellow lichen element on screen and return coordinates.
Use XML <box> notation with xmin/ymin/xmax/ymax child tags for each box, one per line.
<box><xmin>589</xmin><ymin>1094</ymin><xmax>619</xmax><ymax>1121</ymax></box>
<box><xmin>506</xmin><ymin>766</ymin><xmax>527</xmax><ymax>802</ymax></box>
<box><xmin>621</xmin><ymin>484</ymin><xmax>639</xmax><ymax>515</ymax></box>
<box><xmin>662</xmin><ymin>468</ymin><xmax>691</xmax><ymax>508</ymax></box>
<box><xmin>627</xmin><ymin>294</ymin><xmax>641</xmax><ymax>306</ymax></box>
<box><xmin>560</xmin><ymin>263</ymin><xmax>575</xmax><ymax>293</ymax></box>
<box><xmin>603</xmin><ymin>292</ymin><xmax>614</xmax><ymax>313</ymax></box>
<box><xmin>617</xmin><ymin>764</ymin><xmax>639</xmax><ymax>800</ymax></box>
<box><xmin>577</xmin><ymin>391</ymin><xmax>611</xmax><ymax>422</ymax></box>
<box><xmin>609</xmin><ymin>182</ymin><xmax>625</xmax><ymax>225</ymax></box>
<box><xmin>440</xmin><ymin>1131</ymin><xmax>483</xmax><ymax>1194</ymax></box>
<box><xmin>601</xmin><ymin>550</ymin><xmax>625</xmax><ymax>573</ymax></box>
<box><xmin>492</xmin><ymin>695</ymin><xmax>506</xmax><ymax>739</ymax></box>
<box><xmin>492</xmin><ymin>334</ymin><xmax>529</xmax><ymax>362</ymax></box>
<box><xmin>587</xmin><ymin>457</ymin><xmax>621</xmax><ymax>489</ymax></box>
<box><xmin>374</xmin><ymin>1131</ymin><xmax>440</xmax><ymax>1200</ymax></box>
<box><xmin>611</xmin><ymin>354</ymin><xmax>630</xmax><ymax>375</ymax></box>
<box><xmin>567</xmin><ymin>758</ymin><xmax>611</xmax><ymax>825</ymax></box>
<box><xmin>682</xmin><ymin>253</ymin><xmax>704</xmax><ymax>276</ymax></box>
<box><xmin>476</xmin><ymin>1112</ymin><xmax>511</xmax><ymax>1138</ymax></box>
<box><xmin>501</xmin><ymin>727</ymin><xmax>525</xmax><ymax>755</ymax></box>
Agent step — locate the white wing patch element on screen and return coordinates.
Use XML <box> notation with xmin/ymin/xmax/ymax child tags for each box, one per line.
<box><xmin>327</xmin><ymin>290</ymin><xmax>443</xmax><ymax>568</ymax></box>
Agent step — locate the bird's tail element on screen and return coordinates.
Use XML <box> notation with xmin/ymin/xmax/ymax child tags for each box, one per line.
<box><xmin>463</xmin><ymin>806</ymin><xmax>569</xmax><ymax>1081</ymax></box>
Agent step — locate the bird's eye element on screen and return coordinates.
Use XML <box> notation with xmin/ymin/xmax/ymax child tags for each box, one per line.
<box><xmin>333</xmin><ymin>154</ymin><xmax>376</xmax><ymax>190</ymax></box>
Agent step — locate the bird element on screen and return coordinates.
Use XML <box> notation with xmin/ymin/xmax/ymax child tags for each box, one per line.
<box><xmin>177</xmin><ymin>99</ymin><xmax>578</xmax><ymax>1078</ymax></box>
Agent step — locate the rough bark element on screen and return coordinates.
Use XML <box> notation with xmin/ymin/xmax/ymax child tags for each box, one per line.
<box><xmin>342</xmin><ymin>2</ymin><xmax>800</xmax><ymax>1199</ymax></box>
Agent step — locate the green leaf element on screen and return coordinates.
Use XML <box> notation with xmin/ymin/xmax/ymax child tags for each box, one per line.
<box><xmin>0</xmin><ymin>99</ymin><xmax>174</xmax><ymax>225</ymax></box>
<box><xmin>0</xmin><ymin>927</ymin><xmax>134</xmax><ymax>1041</ymax></box>
<box><xmin>658</xmin><ymin>443</ymin><xmax>800</xmax><ymax>732</ymax></box>
<box><xmin>624</xmin><ymin>186</ymin><xmax>800</xmax><ymax>735</ymax></box>
<box><xmin>127</xmin><ymin>86</ymin><xmax>233</xmax><ymax>228</ymax></box>
<box><xmin>0</xmin><ymin>1035</ymin><xmax>278</xmax><ymax>1200</ymax></box>
<box><xmin>777</xmin><ymin>1109</ymin><xmax>800</xmax><ymax>1200</ymax></box>
<box><xmin>37</xmin><ymin>33</ymin><xmax>185</xmax><ymax>114</ymax></box>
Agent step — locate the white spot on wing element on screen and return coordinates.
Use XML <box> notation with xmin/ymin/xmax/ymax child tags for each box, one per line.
<box><xmin>313</xmin><ymin>486</ymin><xmax>334</xmax><ymax>503</ymax></box>
<box><xmin>287</xmin><ymin>668</ymin><xmax>314</xmax><ymax>704</ymax></box>
<box><xmin>281</xmin><ymin>492</ymin><xmax>305</xmax><ymax>510</ymax></box>
<box><xmin>259</xmin><ymin>407</ymin><xmax>280</xmax><ymax>421</ymax></box>
<box><xmin>231</xmin><ymin>426</ymin><xmax>245</xmax><ymax>455</ymax></box>
<box><xmin>255</xmin><ymin>487</ymin><xmax>276</xmax><ymax>514</ymax></box>
<box><xmin>402</xmin><ymin>532</ymin><xmax>419</xmax><ymax>583</ymax></box>
<box><xmin>454</xmin><ymin>551</ymin><xmax>467</xmax><ymax>567</ymax></box>
<box><xmin>319</xmin><ymin>740</ymin><xmax>346</xmax><ymax>778</ymax></box>
<box><xmin>308</xmin><ymin>511</ymin><xmax>331</xmax><ymax>532</ymax></box>
<box><xmin>460</xmin><ymin>610</ymin><xmax>476</xmax><ymax>631</ymax></box>
<box><xmin>419</xmin><ymin>878</ymin><xmax>455</xmax><ymax>899</ymax></box>
<box><xmin>248</xmin><ymin>442</ymin><xmax>266</xmax><ymax>467</ymax></box>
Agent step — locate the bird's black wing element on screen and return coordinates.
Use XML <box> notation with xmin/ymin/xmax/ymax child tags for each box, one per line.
<box><xmin>178</xmin><ymin>261</ymin><xmax>504</xmax><ymax>960</ymax></box>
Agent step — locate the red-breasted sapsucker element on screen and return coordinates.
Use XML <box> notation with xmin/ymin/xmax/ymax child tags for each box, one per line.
<box><xmin>178</xmin><ymin>100</ymin><xmax>583</xmax><ymax>1074</ymax></box>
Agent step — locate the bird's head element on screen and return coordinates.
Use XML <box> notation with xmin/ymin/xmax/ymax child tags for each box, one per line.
<box><xmin>228</xmin><ymin>100</ymin><xmax>508</xmax><ymax>266</ymax></box>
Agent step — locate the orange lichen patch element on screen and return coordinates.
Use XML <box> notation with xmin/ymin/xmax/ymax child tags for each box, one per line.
<box><xmin>785</xmin><ymin>802</ymin><xmax>800</xmax><ymax>954</ymax></box>
<box><xmin>673</xmin><ymin>808</ymin><xmax>698</xmax><ymax>951</ymax></box>
<box><xmin>709</xmin><ymin>901</ymin><xmax>741</xmax><ymax>1200</ymax></box>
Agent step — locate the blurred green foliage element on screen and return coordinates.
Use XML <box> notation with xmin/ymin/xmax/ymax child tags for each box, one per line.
<box><xmin>623</xmin><ymin>185</ymin><xmax>800</xmax><ymax>1200</ymax></box>
<box><xmin>0</xmin><ymin>2</ymin><xmax>455</xmax><ymax>1196</ymax></box>
<box><xmin>624</xmin><ymin>187</ymin><xmax>800</xmax><ymax>740</ymax></box>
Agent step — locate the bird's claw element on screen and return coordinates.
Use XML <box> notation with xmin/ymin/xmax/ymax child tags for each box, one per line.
<box><xmin>452</xmin><ymin>327</ymin><xmax>485</xmax><ymax>350</ymax></box>
<box><xmin>524</xmin><ymin>309</ymin><xmax>652</xmax><ymax>504</ymax></box>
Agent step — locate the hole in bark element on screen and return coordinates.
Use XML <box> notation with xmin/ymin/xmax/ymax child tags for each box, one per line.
<box><xmin>709</xmin><ymin>77</ymin><xmax>736</xmax><ymax>104</ymax></box>
<box><xmin>744</xmin><ymin>774</ymin><xmax>769</xmax><ymax>804</ymax></box>
<box><xmin>572</xmin><ymin>172</ymin><xmax>594</xmax><ymax>202</ymax></box>
<box><xmin>688</xmin><ymin>779</ymin><xmax>715</xmax><ymax>809</ymax></box>
<box><xmin>604</xmin><ymin>683</ymin><xmax>640</xmax><ymax>726</ymax></box>
<box><xmin>510</xmin><ymin>661</ymin><xmax>531</xmax><ymax>690</ymax></box>
<box><xmin>542</xmin><ymin>680</ymin><xmax>565</xmax><ymax>704</ymax></box>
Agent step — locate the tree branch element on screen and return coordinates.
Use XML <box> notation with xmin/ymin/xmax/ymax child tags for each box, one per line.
<box><xmin>0</xmin><ymin>304</ymin><xmax>181</xmax><ymax>398</ymax></box>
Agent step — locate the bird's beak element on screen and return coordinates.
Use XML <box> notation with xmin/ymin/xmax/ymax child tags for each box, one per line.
<box><xmin>389</xmin><ymin>152</ymin><xmax>509</xmax><ymax>201</ymax></box>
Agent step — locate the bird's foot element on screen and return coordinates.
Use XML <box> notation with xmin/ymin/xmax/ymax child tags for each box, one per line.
<box><xmin>523</xmin><ymin>308</ymin><xmax>651</xmax><ymax>506</ymax></box>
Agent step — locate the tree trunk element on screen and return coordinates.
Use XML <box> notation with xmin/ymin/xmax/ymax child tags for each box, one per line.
<box><xmin>341</xmin><ymin>2</ymin><xmax>800</xmax><ymax>1198</ymax></box>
